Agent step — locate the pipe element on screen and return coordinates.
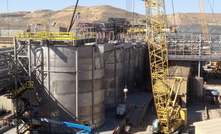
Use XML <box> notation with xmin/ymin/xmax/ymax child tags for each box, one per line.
<box><xmin>28</xmin><ymin>40</ymin><xmax>32</xmax><ymax>108</ymax></box>
<box><xmin>35</xmin><ymin>24</ymin><xmax>43</xmax><ymax>32</ymax></box>
<box><xmin>0</xmin><ymin>123</ymin><xmax>16</xmax><ymax>133</ymax></box>
<box><xmin>92</xmin><ymin>46</ymin><xmax>95</xmax><ymax>124</ymax></box>
<box><xmin>27</xmin><ymin>24</ymin><xmax>33</xmax><ymax>32</ymax></box>
<box><xmin>114</xmin><ymin>48</ymin><xmax>117</xmax><ymax>107</ymax></box>
<box><xmin>47</xmin><ymin>41</ymin><xmax>51</xmax><ymax>131</ymax></box>
<box><xmin>76</xmin><ymin>46</ymin><xmax>79</xmax><ymax>121</ymax></box>
<box><xmin>13</xmin><ymin>38</ymin><xmax>18</xmax><ymax>132</ymax></box>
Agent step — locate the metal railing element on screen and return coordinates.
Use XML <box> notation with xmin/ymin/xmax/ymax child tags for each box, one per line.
<box><xmin>6</xmin><ymin>81</ymin><xmax>34</xmax><ymax>99</ymax></box>
<box><xmin>167</xmin><ymin>33</ymin><xmax>221</xmax><ymax>61</ymax></box>
<box><xmin>17</xmin><ymin>32</ymin><xmax>96</xmax><ymax>41</ymax></box>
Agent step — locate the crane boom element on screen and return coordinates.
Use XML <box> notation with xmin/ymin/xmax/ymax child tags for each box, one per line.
<box><xmin>144</xmin><ymin>0</ymin><xmax>187</xmax><ymax>133</ymax></box>
<box><xmin>198</xmin><ymin>0</ymin><xmax>209</xmax><ymax>41</ymax></box>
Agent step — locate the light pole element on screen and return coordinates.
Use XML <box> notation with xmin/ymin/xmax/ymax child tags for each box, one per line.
<box><xmin>124</xmin><ymin>86</ymin><xmax>128</xmax><ymax>113</ymax></box>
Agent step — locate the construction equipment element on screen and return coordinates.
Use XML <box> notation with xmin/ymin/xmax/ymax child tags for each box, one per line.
<box><xmin>205</xmin><ymin>61</ymin><xmax>217</xmax><ymax>69</ymax></box>
<box><xmin>144</xmin><ymin>0</ymin><xmax>187</xmax><ymax>133</ymax></box>
<box><xmin>198</xmin><ymin>0</ymin><xmax>209</xmax><ymax>41</ymax></box>
<box><xmin>212</xmin><ymin>62</ymin><xmax>221</xmax><ymax>73</ymax></box>
<box><xmin>30</xmin><ymin>111</ymin><xmax>92</xmax><ymax>134</ymax></box>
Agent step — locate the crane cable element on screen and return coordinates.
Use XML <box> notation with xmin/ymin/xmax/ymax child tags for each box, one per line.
<box><xmin>171</xmin><ymin>0</ymin><xmax>176</xmax><ymax>27</ymax></box>
<box><xmin>207</xmin><ymin>0</ymin><xmax>217</xmax><ymax>25</ymax></box>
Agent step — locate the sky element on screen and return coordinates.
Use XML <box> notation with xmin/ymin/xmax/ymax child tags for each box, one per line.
<box><xmin>0</xmin><ymin>0</ymin><xmax>220</xmax><ymax>15</ymax></box>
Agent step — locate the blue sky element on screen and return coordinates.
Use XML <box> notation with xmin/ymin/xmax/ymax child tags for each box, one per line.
<box><xmin>0</xmin><ymin>0</ymin><xmax>219</xmax><ymax>15</ymax></box>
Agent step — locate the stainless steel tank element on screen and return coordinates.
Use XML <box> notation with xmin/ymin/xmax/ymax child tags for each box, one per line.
<box><xmin>123</xmin><ymin>47</ymin><xmax>131</xmax><ymax>94</ymax></box>
<box><xmin>137</xmin><ymin>43</ymin><xmax>145</xmax><ymax>87</ymax></box>
<box><xmin>104</xmin><ymin>50</ymin><xmax>115</xmax><ymax>109</ymax></box>
<box><xmin>31</xmin><ymin>43</ymin><xmax>105</xmax><ymax>133</ymax></box>
<box><xmin>104</xmin><ymin>45</ymin><xmax>124</xmax><ymax>109</ymax></box>
<box><xmin>115</xmin><ymin>47</ymin><xmax>125</xmax><ymax>106</ymax></box>
<box><xmin>128</xmin><ymin>47</ymin><xmax>136</xmax><ymax>94</ymax></box>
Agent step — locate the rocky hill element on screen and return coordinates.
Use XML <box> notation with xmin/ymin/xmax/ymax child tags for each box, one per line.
<box><xmin>0</xmin><ymin>5</ymin><xmax>220</xmax><ymax>30</ymax></box>
<box><xmin>0</xmin><ymin>5</ymin><xmax>143</xmax><ymax>30</ymax></box>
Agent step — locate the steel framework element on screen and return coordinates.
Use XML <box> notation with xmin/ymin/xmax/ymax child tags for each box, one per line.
<box><xmin>145</xmin><ymin>0</ymin><xmax>186</xmax><ymax>133</ymax></box>
<box><xmin>167</xmin><ymin>33</ymin><xmax>221</xmax><ymax>61</ymax></box>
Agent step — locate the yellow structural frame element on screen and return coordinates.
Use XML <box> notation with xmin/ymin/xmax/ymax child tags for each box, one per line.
<box><xmin>145</xmin><ymin>0</ymin><xmax>186</xmax><ymax>133</ymax></box>
<box><xmin>198</xmin><ymin>0</ymin><xmax>209</xmax><ymax>41</ymax></box>
<box><xmin>6</xmin><ymin>81</ymin><xmax>34</xmax><ymax>99</ymax></box>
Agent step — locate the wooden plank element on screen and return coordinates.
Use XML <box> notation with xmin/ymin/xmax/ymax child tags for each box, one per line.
<box><xmin>0</xmin><ymin>37</ymin><xmax>13</xmax><ymax>41</ymax></box>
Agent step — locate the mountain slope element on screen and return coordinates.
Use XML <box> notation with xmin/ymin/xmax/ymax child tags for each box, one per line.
<box><xmin>0</xmin><ymin>5</ymin><xmax>220</xmax><ymax>30</ymax></box>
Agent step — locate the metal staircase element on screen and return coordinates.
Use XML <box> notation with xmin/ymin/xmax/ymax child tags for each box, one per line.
<box><xmin>6</xmin><ymin>81</ymin><xmax>40</xmax><ymax>134</ymax></box>
<box><xmin>6</xmin><ymin>81</ymin><xmax>34</xmax><ymax>99</ymax></box>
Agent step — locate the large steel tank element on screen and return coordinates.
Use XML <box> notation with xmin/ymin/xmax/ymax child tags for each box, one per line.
<box><xmin>115</xmin><ymin>47</ymin><xmax>125</xmax><ymax>106</ymax></box>
<box><xmin>31</xmin><ymin>43</ymin><xmax>105</xmax><ymax>133</ymax></box>
<box><xmin>104</xmin><ymin>45</ymin><xmax>124</xmax><ymax>109</ymax></box>
<box><xmin>128</xmin><ymin>46</ymin><xmax>136</xmax><ymax>94</ymax></box>
<box><xmin>123</xmin><ymin>43</ymin><xmax>132</xmax><ymax>95</ymax></box>
<box><xmin>137</xmin><ymin>43</ymin><xmax>145</xmax><ymax>87</ymax></box>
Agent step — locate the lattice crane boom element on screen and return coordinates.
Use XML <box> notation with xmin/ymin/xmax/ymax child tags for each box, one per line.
<box><xmin>198</xmin><ymin>0</ymin><xmax>209</xmax><ymax>41</ymax></box>
<box><xmin>144</xmin><ymin>0</ymin><xmax>187</xmax><ymax>133</ymax></box>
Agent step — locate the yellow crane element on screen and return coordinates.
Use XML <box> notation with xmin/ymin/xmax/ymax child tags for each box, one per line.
<box><xmin>198</xmin><ymin>0</ymin><xmax>209</xmax><ymax>41</ymax></box>
<box><xmin>144</xmin><ymin>0</ymin><xmax>187</xmax><ymax>133</ymax></box>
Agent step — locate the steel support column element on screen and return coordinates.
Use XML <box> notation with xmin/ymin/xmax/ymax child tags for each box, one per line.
<box><xmin>14</xmin><ymin>38</ymin><xmax>18</xmax><ymax>133</ymax></box>
<box><xmin>92</xmin><ymin>46</ymin><xmax>95</xmax><ymax>124</ymax></box>
<box><xmin>114</xmin><ymin>49</ymin><xmax>117</xmax><ymax>107</ymax></box>
<box><xmin>198</xmin><ymin>61</ymin><xmax>201</xmax><ymax>77</ymax></box>
<box><xmin>47</xmin><ymin>41</ymin><xmax>51</xmax><ymax>132</ymax></box>
<box><xmin>76</xmin><ymin>46</ymin><xmax>79</xmax><ymax>121</ymax></box>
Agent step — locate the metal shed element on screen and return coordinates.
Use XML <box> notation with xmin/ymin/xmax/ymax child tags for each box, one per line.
<box><xmin>193</xmin><ymin>118</ymin><xmax>221</xmax><ymax>134</ymax></box>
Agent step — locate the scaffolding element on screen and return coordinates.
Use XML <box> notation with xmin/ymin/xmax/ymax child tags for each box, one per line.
<box><xmin>167</xmin><ymin>33</ymin><xmax>221</xmax><ymax>61</ymax></box>
<box><xmin>5</xmin><ymin>39</ymin><xmax>41</xmax><ymax>134</ymax></box>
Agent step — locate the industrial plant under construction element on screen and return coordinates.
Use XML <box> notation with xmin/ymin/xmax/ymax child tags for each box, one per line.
<box><xmin>0</xmin><ymin>0</ymin><xmax>221</xmax><ymax>134</ymax></box>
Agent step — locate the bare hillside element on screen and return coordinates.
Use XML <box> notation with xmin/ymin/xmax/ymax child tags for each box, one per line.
<box><xmin>166</xmin><ymin>13</ymin><xmax>221</xmax><ymax>26</ymax></box>
<box><xmin>0</xmin><ymin>5</ymin><xmax>144</xmax><ymax>30</ymax></box>
<box><xmin>0</xmin><ymin>5</ymin><xmax>221</xmax><ymax>30</ymax></box>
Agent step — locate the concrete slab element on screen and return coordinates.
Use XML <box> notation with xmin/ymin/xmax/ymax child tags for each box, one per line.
<box><xmin>127</xmin><ymin>92</ymin><xmax>153</xmax><ymax>127</ymax></box>
<box><xmin>93</xmin><ymin>109</ymin><xmax>121</xmax><ymax>134</ymax></box>
<box><xmin>94</xmin><ymin>92</ymin><xmax>153</xmax><ymax>134</ymax></box>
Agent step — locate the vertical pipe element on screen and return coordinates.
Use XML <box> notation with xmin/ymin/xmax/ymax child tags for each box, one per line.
<box><xmin>92</xmin><ymin>46</ymin><xmax>95</xmax><ymax>124</ymax></box>
<box><xmin>134</xmin><ymin>47</ymin><xmax>136</xmax><ymax>91</ymax></box>
<box><xmin>28</xmin><ymin>40</ymin><xmax>32</xmax><ymax>108</ymax></box>
<box><xmin>146</xmin><ymin>24</ymin><xmax>148</xmax><ymax>42</ymax></box>
<box><xmin>199</xmin><ymin>34</ymin><xmax>201</xmax><ymax>59</ymax></box>
<box><xmin>114</xmin><ymin>48</ymin><xmax>117</xmax><ymax>107</ymax></box>
<box><xmin>198</xmin><ymin>34</ymin><xmax>201</xmax><ymax>77</ymax></box>
<box><xmin>47</xmin><ymin>41</ymin><xmax>51</xmax><ymax>132</ymax></box>
<box><xmin>198</xmin><ymin>61</ymin><xmax>201</xmax><ymax>77</ymax></box>
<box><xmin>123</xmin><ymin>49</ymin><xmax>126</xmax><ymax>88</ymax></box>
<box><xmin>128</xmin><ymin>47</ymin><xmax>131</xmax><ymax>93</ymax></box>
<box><xmin>76</xmin><ymin>46</ymin><xmax>79</xmax><ymax>121</ymax></box>
<box><xmin>14</xmin><ymin>38</ymin><xmax>18</xmax><ymax>132</ymax></box>
<box><xmin>191</xmin><ymin>35</ymin><xmax>193</xmax><ymax>56</ymax></box>
<box><xmin>138</xmin><ymin>47</ymin><xmax>140</xmax><ymax>87</ymax></box>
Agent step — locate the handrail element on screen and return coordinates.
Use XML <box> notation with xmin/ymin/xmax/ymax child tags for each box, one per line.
<box><xmin>17</xmin><ymin>32</ymin><xmax>96</xmax><ymax>41</ymax></box>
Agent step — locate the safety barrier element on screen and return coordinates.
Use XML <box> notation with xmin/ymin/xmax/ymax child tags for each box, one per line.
<box><xmin>17</xmin><ymin>32</ymin><xmax>96</xmax><ymax>41</ymax></box>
